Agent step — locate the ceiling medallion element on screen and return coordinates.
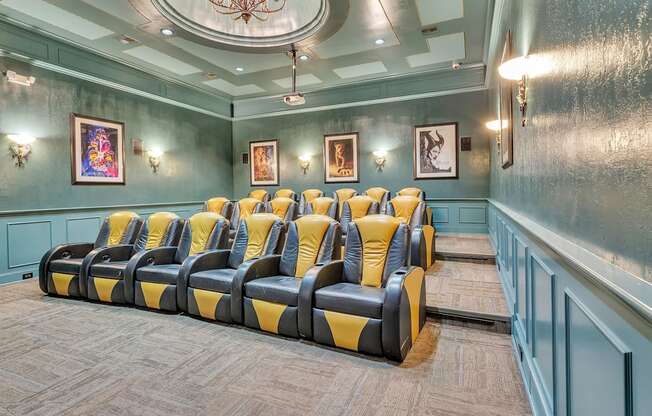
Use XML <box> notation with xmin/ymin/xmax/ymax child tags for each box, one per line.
<box><xmin>208</xmin><ymin>0</ymin><xmax>287</xmax><ymax>24</ymax></box>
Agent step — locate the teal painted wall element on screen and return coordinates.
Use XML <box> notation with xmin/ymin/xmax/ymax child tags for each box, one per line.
<box><xmin>0</xmin><ymin>56</ymin><xmax>233</xmax><ymax>211</ymax></box>
<box><xmin>232</xmin><ymin>90</ymin><xmax>492</xmax><ymax>200</ymax></box>
<box><xmin>488</xmin><ymin>0</ymin><xmax>651</xmax><ymax>283</ymax></box>
<box><xmin>486</xmin><ymin>1</ymin><xmax>652</xmax><ymax>416</ymax></box>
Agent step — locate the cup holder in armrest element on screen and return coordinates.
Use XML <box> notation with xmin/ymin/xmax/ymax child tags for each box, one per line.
<box><xmin>102</xmin><ymin>254</ymin><xmax>111</xmax><ymax>262</ymax></box>
<box><xmin>394</xmin><ymin>271</ymin><xmax>406</xmax><ymax>275</ymax></box>
<box><xmin>314</xmin><ymin>263</ymin><xmax>324</xmax><ymax>267</ymax></box>
<box><xmin>146</xmin><ymin>257</ymin><xmax>155</xmax><ymax>265</ymax></box>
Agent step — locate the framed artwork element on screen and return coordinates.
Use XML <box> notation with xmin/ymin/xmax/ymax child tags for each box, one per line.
<box><xmin>413</xmin><ymin>122</ymin><xmax>459</xmax><ymax>179</ymax></box>
<box><xmin>249</xmin><ymin>139</ymin><xmax>279</xmax><ymax>186</ymax></box>
<box><xmin>499</xmin><ymin>30</ymin><xmax>514</xmax><ymax>169</ymax></box>
<box><xmin>324</xmin><ymin>132</ymin><xmax>359</xmax><ymax>183</ymax></box>
<box><xmin>70</xmin><ymin>113</ymin><xmax>125</xmax><ymax>185</ymax></box>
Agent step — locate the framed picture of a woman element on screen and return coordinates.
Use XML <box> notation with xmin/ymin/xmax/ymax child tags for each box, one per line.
<box><xmin>324</xmin><ymin>132</ymin><xmax>359</xmax><ymax>183</ymax></box>
<box><xmin>249</xmin><ymin>139</ymin><xmax>279</xmax><ymax>186</ymax></box>
<box><xmin>413</xmin><ymin>122</ymin><xmax>459</xmax><ymax>179</ymax></box>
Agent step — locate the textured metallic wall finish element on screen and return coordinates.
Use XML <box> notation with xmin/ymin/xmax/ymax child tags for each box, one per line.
<box><xmin>232</xmin><ymin>90</ymin><xmax>492</xmax><ymax>200</ymax></box>
<box><xmin>489</xmin><ymin>0</ymin><xmax>652</xmax><ymax>282</ymax></box>
<box><xmin>0</xmin><ymin>57</ymin><xmax>233</xmax><ymax>211</ymax></box>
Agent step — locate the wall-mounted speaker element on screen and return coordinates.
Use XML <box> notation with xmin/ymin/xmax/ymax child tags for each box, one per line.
<box><xmin>241</xmin><ymin>152</ymin><xmax>249</xmax><ymax>164</ymax></box>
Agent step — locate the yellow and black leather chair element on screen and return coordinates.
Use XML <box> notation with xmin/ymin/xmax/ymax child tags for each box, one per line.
<box><xmin>242</xmin><ymin>215</ymin><xmax>341</xmax><ymax>338</ymax></box>
<box><xmin>304</xmin><ymin>196</ymin><xmax>338</xmax><ymax>219</ymax></box>
<box><xmin>305</xmin><ymin>215</ymin><xmax>426</xmax><ymax>361</ymax></box>
<box><xmin>386</xmin><ymin>195</ymin><xmax>436</xmax><ymax>269</ymax></box>
<box><xmin>363</xmin><ymin>187</ymin><xmax>391</xmax><ymax>214</ymax></box>
<box><xmin>274</xmin><ymin>188</ymin><xmax>297</xmax><ymax>201</ymax></box>
<box><xmin>204</xmin><ymin>197</ymin><xmax>234</xmax><ymax>219</ymax></box>
<box><xmin>396</xmin><ymin>187</ymin><xmax>425</xmax><ymax>201</ymax></box>
<box><xmin>249</xmin><ymin>189</ymin><xmax>271</xmax><ymax>203</ymax></box>
<box><xmin>298</xmin><ymin>189</ymin><xmax>323</xmax><ymax>216</ymax></box>
<box><xmin>333</xmin><ymin>188</ymin><xmax>357</xmax><ymax>218</ymax></box>
<box><xmin>229</xmin><ymin>197</ymin><xmax>264</xmax><ymax>242</ymax></box>
<box><xmin>264</xmin><ymin>197</ymin><xmax>298</xmax><ymax>222</ymax></box>
<box><xmin>39</xmin><ymin>211</ymin><xmax>142</xmax><ymax>298</ymax></box>
<box><xmin>177</xmin><ymin>213</ymin><xmax>285</xmax><ymax>323</ymax></box>
<box><xmin>124</xmin><ymin>212</ymin><xmax>229</xmax><ymax>312</ymax></box>
<box><xmin>81</xmin><ymin>212</ymin><xmax>183</xmax><ymax>304</ymax></box>
<box><xmin>339</xmin><ymin>195</ymin><xmax>379</xmax><ymax>245</ymax></box>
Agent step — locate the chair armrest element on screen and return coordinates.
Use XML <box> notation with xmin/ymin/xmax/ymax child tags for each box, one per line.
<box><xmin>230</xmin><ymin>255</ymin><xmax>282</xmax><ymax>324</ymax></box>
<box><xmin>176</xmin><ymin>249</ymin><xmax>231</xmax><ymax>312</ymax></box>
<box><xmin>39</xmin><ymin>242</ymin><xmax>93</xmax><ymax>293</ymax></box>
<box><xmin>123</xmin><ymin>246</ymin><xmax>177</xmax><ymax>304</ymax></box>
<box><xmin>410</xmin><ymin>226</ymin><xmax>427</xmax><ymax>269</ymax></box>
<box><xmin>79</xmin><ymin>244</ymin><xmax>133</xmax><ymax>297</ymax></box>
<box><xmin>298</xmin><ymin>260</ymin><xmax>345</xmax><ymax>339</ymax></box>
<box><xmin>382</xmin><ymin>266</ymin><xmax>426</xmax><ymax>362</ymax></box>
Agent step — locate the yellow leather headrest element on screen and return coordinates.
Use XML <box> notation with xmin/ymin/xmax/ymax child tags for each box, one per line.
<box><xmin>365</xmin><ymin>187</ymin><xmax>389</xmax><ymax>203</ymax></box>
<box><xmin>389</xmin><ymin>196</ymin><xmax>421</xmax><ymax>223</ymax></box>
<box><xmin>107</xmin><ymin>211</ymin><xmax>139</xmax><ymax>245</ymax></box>
<box><xmin>347</xmin><ymin>195</ymin><xmax>375</xmax><ymax>220</ymax></box>
<box><xmin>397</xmin><ymin>187</ymin><xmax>422</xmax><ymax>198</ymax></box>
<box><xmin>188</xmin><ymin>212</ymin><xmax>223</xmax><ymax>255</ymax></box>
<box><xmin>294</xmin><ymin>215</ymin><xmax>335</xmax><ymax>277</ymax></box>
<box><xmin>238</xmin><ymin>197</ymin><xmax>261</xmax><ymax>219</ymax></box>
<box><xmin>244</xmin><ymin>213</ymin><xmax>279</xmax><ymax>260</ymax></box>
<box><xmin>354</xmin><ymin>215</ymin><xmax>402</xmax><ymax>288</ymax></box>
<box><xmin>311</xmin><ymin>197</ymin><xmax>335</xmax><ymax>216</ymax></box>
<box><xmin>145</xmin><ymin>212</ymin><xmax>179</xmax><ymax>249</ymax></box>
<box><xmin>206</xmin><ymin>197</ymin><xmax>229</xmax><ymax>215</ymax></box>
<box><xmin>335</xmin><ymin>188</ymin><xmax>357</xmax><ymax>216</ymax></box>
<box><xmin>249</xmin><ymin>189</ymin><xmax>268</xmax><ymax>201</ymax></box>
<box><xmin>302</xmin><ymin>189</ymin><xmax>322</xmax><ymax>202</ymax></box>
<box><xmin>270</xmin><ymin>197</ymin><xmax>294</xmax><ymax>218</ymax></box>
<box><xmin>275</xmin><ymin>189</ymin><xmax>295</xmax><ymax>199</ymax></box>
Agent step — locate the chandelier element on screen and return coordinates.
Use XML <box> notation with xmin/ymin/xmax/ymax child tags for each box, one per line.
<box><xmin>208</xmin><ymin>0</ymin><xmax>287</xmax><ymax>24</ymax></box>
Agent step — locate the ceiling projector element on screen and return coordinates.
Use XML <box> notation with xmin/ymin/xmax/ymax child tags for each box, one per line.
<box><xmin>283</xmin><ymin>92</ymin><xmax>305</xmax><ymax>106</ymax></box>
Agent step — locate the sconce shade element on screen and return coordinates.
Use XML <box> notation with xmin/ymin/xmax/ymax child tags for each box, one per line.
<box><xmin>8</xmin><ymin>134</ymin><xmax>36</xmax><ymax>145</ymax></box>
<box><xmin>299</xmin><ymin>154</ymin><xmax>311</xmax><ymax>162</ymax></box>
<box><xmin>498</xmin><ymin>55</ymin><xmax>551</xmax><ymax>80</ymax></box>
<box><xmin>372</xmin><ymin>150</ymin><xmax>387</xmax><ymax>158</ymax></box>
<box><xmin>485</xmin><ymin>120</ymin><xmax>508</xmax><ymax>131</ymax></box>
<box><xmin>149</xmin><ymin>147</ymin><xmax>163</xmax><ymax>158</ymax></box>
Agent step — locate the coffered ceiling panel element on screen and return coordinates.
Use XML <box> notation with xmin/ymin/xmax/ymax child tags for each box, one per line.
<box><xmin>0</xmin><ymin>0</ymin><xmax>493</xmax><ymax>100</ymax></box>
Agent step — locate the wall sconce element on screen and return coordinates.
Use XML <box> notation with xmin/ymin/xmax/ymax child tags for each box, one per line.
<box><xmin>2</xmin><ymin>70</ymin><xmax>36</xmax><ymax>87</ymax></box>
<box><xmin>373</xmin><ymin>150</ymin><xmax>387</xmax><ymax>171</ymax></box>
<box><xmin>298</xmin><ymin>154</ymin><xmax>311</xmax><ymax>174</ymax></box>
<box><xmin>7</xmin><ymin>134</ymin><xmax>36</xmax><ymax>167</ymax></box>
<box><xmin>148</xmin><ymin>148</ymin><xmax>163</xmax><ymax>173</ymax></box>
<box><xmin>485</xmin><ymin>119</ymin><xmax>508</xmax><ymax>146</ymax></box>
<box><xmin>498</xmin><ymin>55</ymin><xmax>550</xmax><ymax>127</ymax></box>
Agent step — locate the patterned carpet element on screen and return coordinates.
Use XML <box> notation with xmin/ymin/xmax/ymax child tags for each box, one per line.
<box><xmin>0</xmin><ymin>280</ymin><xmax>531</xmax><ymax>416</ymax></box>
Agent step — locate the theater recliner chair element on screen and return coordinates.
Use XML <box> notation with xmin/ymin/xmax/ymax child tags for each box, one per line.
<box><xmin>363</xmin><ymin>187</ymin><xmax>390</xmax><ymax>214</ymax></box>
<box><xmin>304</xmin><ymin>196</ymin><xmax>338</xmax><ymax>219</ymax></box>
<box><xmin>177</xmin><ymin>213</ymin><xmax>285</xmax><ymax>323</ymax></box>
<box><xmin>82</xmin><ymin>212</ymin><xmax>183</xmax><ymax>304</ymax></box>
<box><xmin>306</xmin><ymin>215</ymin><xmax>426</xmax><ymax>361</ymax></box>
<box><xmin>333</xmin><ymin>188</ymin><xmax>357</xmax><ymax>218</ymax></box>
<box><xmin>242</xmin><ymin>215</ymin><xmax>341</xmax><ymax>338</ymax></box>
<box><xmin>386</xmin><ymin>195</ymin><xmax>436</xmax><ymax>270</ymax></box>
<box><xmin>204</xmin><ymin>197</ymin><xmax>234</xmax><ymax>220</ymax></box>
<box><xmin>340</xmin><ymin>195</ymin><xmax>379</xmax><ymax>245</ymax></box>
<box><xmin>249</xmin><ymin>189</ymin><xmax>271</xmax><ymax>203</ymax></box>
<box><xmin>39</xmin><ymin>211</ymin><xmax>142</xmax><ymax>298</ymax></box>
<box><xmin>124</xmin><ymin>212</ymin><xmax>230</xmax><ymax>312</ymax></box>
<box><xmin>229</xmin><ymin>197</ymin><xmax>264</xmax><ymax>242</ymax></box>
<box><xmin>397</xmin><ymin>187</ymin><xmax>425</xmax><ymax>200</ymax></box>
<box><xmin>265</xmin><ymin>197</ymin><xmax>298</xmax><ymax>222</ymax></box>
<box><xmin>298</xmin><ymin>189</ymin><xmax>323</xmax><ymax>215</ymax></box>
<box><xmin>274</xmin><ymin>188</ymin><xmax>297</xmax><ymax>201</ymax></box>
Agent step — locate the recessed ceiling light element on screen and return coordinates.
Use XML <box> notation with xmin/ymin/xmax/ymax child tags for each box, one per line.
<box><xmin>374</xmin><ymin>38</ymin><xmax>385</xmax><ymax>45</ymax></box>
<box><xmin>235</xmin><ymin>67</ymin><xmax>244</xmax><ymax>72</ymax></box>
<box><xmin>160</xmin><ymin>28</ymin><xmax>175</xmax><ymax>36</ymax></box>
<box><xmin>299</xmin><ymin>54</ymin><xmax>309</xmax><ymax>61</ymax></box>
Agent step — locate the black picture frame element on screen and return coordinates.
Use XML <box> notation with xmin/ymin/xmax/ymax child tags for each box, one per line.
<box><xmin>323</xmin><ymin>132</ymin><xmax>360</xmax><ymax>184</ymax></box>
<box><xmin>413</xmin><ymin>122</ymin><xmax>459</xmax><ymax>180</ymax></box>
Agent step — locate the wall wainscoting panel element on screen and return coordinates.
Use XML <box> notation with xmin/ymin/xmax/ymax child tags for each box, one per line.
<box><xmin>0</xmin><ymin>203</ymin><xmax>203</xmax><ymax>285</ymax></box>
<box><xmin>428</xmin><ymin>200</ymin><xmax>488</xmax><ymax>234</ymax></box>
<box><xmin>488</xmin><ymin>201</ymin><xmax>651</xmax><ymax>416</ymax></box>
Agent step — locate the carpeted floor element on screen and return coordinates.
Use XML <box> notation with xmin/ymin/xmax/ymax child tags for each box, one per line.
<box><xmin>0</xmin><ymin>280</ymin><xmax>531</xmax><ymax>416</ymax></box>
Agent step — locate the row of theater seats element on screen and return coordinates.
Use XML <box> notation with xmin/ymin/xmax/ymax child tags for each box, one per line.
<box><xmin>40</xmin><ymin>210</ymin><xmax>426</xmax><ymax>361</ymax></box>
<box><xmin>206</xmin><ymin>186</ymin><xmax>436</xmax><ymax>270</ymax></box>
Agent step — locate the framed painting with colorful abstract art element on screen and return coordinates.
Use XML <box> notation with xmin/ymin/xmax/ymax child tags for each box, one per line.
<box><xmin>249</xmin><ymin>139</ymin><xmax>279</xmax><ymax>186</ymax></box>
<box><xmin>70</xmin><ymin>114</ymin><xmax>125</xmax><ymax>185</ymax></box>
